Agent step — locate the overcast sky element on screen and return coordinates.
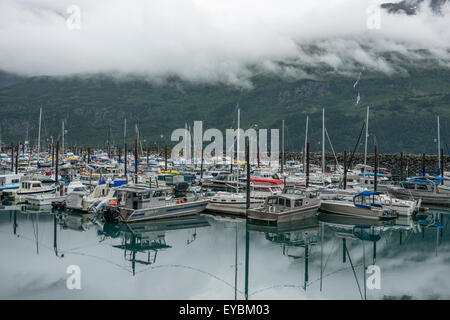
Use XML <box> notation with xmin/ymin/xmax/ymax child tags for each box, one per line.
<box><xmin>0</xmin><ymin>0</ymin><xmax>449</xmax><ymax>85</ymax></box>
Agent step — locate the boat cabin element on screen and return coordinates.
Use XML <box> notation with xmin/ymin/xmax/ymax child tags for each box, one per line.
<box><xmin>117</xmin><ymin>186</ymin><xmax>170</xmax><ymax>210</ymax></box>
<box><xmin>399</xmin><ymin>179</ymin><xmax>435</xmax><ymax>192</ymax></box>
<box><xmin>265</xmin><ymin>189</ymin><xmax>318</xmax><ymax>213</ymax></box>
<box><xmin>353</xmin><ymin>191</ymin><xmax>383</xmax><ymax>210</ymax></box>
<box><xmin>0</xmin><ymin>171</ymin><xmax>21</xmax><ymax>191</ymax></box>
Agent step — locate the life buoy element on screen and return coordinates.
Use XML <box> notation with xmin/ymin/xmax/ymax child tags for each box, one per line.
<box><xmin>269</xmin><ymin>205</ymin><xmax>275</xmax><ymax>213</ymax></box>
<box><xmin>178</xmin><ymin>199</ymin><xmax>184</xmax><ymax>204</ymax></box>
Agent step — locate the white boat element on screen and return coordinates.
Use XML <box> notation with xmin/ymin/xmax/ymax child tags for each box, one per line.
<box><xmin>112</xmin><ymin>185</ymin><xmax>208</xmax><ymax>223</ymax></box>
<box><xmin>387</xmin><ymin>179</ymin><xmax>450</xmax><ymax>206</ymax></box>
<box><xmin>0</xmin><ymin>170</ymin><xmax>21</xmax><ymax>192</ymax></box>
<box><xmin>320</xmin><ymin>191</ymin><xmax>398</xmax><ymax>220</ymax></box>
<box><xmin>66</xmin><ymin>182</ymin><xmax>116</xmax><ymax>212</ymax></box>
<box><xmin>26</xmin><ymin>181</ymin><xmax>88</xmax><ymax>206</ymax></box>
<box><xmin>319</xmin><ymin>187</ymin><xmax>419</xmax><ymax>216</ymax></box>
<box><xmin>206</xmin><ymin>191</ymin><xmax>265</xmax><ymax>215</ymax></box>
<box><xmin>2</xmin><ymin>180</ymin><xmax>54</xmax><ymax>201</ymax></box>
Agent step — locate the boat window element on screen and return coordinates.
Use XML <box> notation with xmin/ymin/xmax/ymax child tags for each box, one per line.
<box><xmin>12</xmin><ymin>179</ymin><xmax>19</xmax><ymax>184</ymax></box>
<box><xmin>403</xmin><ymin>183</ymin><xmax>415</xmax><ymax>189</ymax></box>
<box><xmin>267</xmin><ymin>198</ymin><xmax>277</xmax><ymax>205</ymax></box>
<box><xmin>278</xmin><ymin>198</ymin><xmax>285</xmax><ymax>206</ymax></box>
<box><xmin>417</xmin><ymin>184</ymin><xmax>428</xmax><ymax>190</ymax></box>
<box><xmin>143</xmin><ymin>192</ymin><xmax>151</xmax><ymax>199</ymax></box>
<box><xmin>153</xmin><ymin>190</ymin><xmax>164</xmax><ymax>197</ymax></box>
<box><xmin>285</xmin><ymin>199</ymin><xmax>291</xmax><ymax>208</ymax></box>
<box><xmin>295</xmin><ymin>199</ymin><xmax>303</xmax><ymax>207</ymax></box>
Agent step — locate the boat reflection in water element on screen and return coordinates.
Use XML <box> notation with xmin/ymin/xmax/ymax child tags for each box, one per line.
<box><xmin>98</xmin><ymin>215</ymin><xmax>210</xmax><ymax>275</ymax></box>
<box><xmin>1</xmin><ymin>202</ymin><xmax>449</xmax><ymax>299</ymax></box>
<box><xmin>247</xmin><ymin>217</ymin><xmax>320</xmax><ymax>291</ymax></box>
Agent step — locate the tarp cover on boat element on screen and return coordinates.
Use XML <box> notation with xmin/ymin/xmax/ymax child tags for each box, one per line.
<box><xmin>359</xmin><ymin>191</ymin><xmax>381</xmax><ymax>196</ymax></box>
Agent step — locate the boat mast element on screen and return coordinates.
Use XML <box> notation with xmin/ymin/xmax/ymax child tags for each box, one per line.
<box><xmin>237</xmin><ymin>108</ymin><xmax>240</xmax><ymax>163</ymax></box>
<box><xmin>37</xmin><ymin>107</ymin><xmax>42</xmax><ymax>164</ymax></box>
<box><xmin>304</xmin><ymin>116</ymin><xmax>309</xmax><ymax>173</ymax></box>
<box><xmin>364</xmin><ymin>106</ymin><xmax>369</xmax><ymax>165</ymax></box>
<box><xmin>124</xmin><ymin>118</ymin><xmax>127</xmax><ymax>181</ymax></box>
<box><xmin>61</xmin><ymin>120</ymin><xmax>65</xmax><ymax>158</ymax></box>
<box><xmin>437</xmin><ymin>115</ymin><xmax>441</xmax><ymax>173</ymax></box>
<box><xmin>322</xmin><ymin>109</ymin><xmax>325</xmax><ymax>181</ymax></box>
<box><xmin>282</xmin><ymin>119</ymin><xmax>285</xmax><ymax>174</ymax></box>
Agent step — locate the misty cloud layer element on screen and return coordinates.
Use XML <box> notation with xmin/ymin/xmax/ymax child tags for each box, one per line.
<box><xmin>0</xmin><ymin>0</ymin><xmax>449</xmax><ymax>85</ymax></box>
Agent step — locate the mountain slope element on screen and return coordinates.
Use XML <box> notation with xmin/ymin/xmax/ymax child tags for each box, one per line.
<box><xmin>0</xmin><ymin>67</ymin><xmax>449</xmax><ymax>154</ymax></box>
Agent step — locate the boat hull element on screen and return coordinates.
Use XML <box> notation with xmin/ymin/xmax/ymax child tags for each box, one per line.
<box><xmin>206</xmin><ymin>200</ymin><xmax>264</xmax><ymax>215</ymax></box>
<box><xmin>388</xmin><ymin>187</ymin><xmax>450</xmax><ymax>206</ymax></box>
<box><xmin>247</xmin><ymin>203</ymin><xmax>320</xmax><ymax>224</ymax></box>
<box><xmin>320</xmin><ymin>200</ymin><xmax>397</xmax><ymax>220</ymax></box>
<box><xmin>120</xmin><ymin>199</ymin><xmax>209</xmax><ymax>223</ymax></box>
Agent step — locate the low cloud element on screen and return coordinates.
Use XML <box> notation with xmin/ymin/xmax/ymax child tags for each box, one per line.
<box><xmin>0</xmin><ymin>0</ymin><xmax>449</xmax><ymax>85</ymax></box>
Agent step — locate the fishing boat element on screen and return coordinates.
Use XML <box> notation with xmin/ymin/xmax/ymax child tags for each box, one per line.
<box><xmin>320</xmin><ymin>191</ymin><xmax>398</xmax><ymax>220</ymax></box>
<box><xmin>247</xmin><ymin>188</ymin><xmax>321</xmax><ymax>223</ymax></box>
<box><xmin>387</xmin><ymin>178</ymin><xmax>450</xmax><ymax>206</ymax></box>
<box><xmin>106</xmin><ymin>185</ymin><xmax>208</xmax><ymax>223</ymax></box>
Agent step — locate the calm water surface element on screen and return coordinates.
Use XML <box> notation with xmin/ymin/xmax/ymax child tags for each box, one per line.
<box><xmin>1</xmin><ymin>203</ymin><xmax>449</xmax><ymax>300</ymax></box>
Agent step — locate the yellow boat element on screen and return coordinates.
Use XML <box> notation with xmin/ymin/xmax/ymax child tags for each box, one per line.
<box><xmin>160</xmin><ymin>170</ymin><xmax>180</xmax><ymax>174</ymax></box>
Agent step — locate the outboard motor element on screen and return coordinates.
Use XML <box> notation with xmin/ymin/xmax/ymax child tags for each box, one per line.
<box><xmin>103</xmin><ymin>206</ymin><xmax>121</xmax><ymax>223</ymax></box>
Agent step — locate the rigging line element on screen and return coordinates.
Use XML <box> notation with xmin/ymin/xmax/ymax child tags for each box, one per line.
<box><xmin>306</xmin><ymin>262</ymin><xmax>364</xmax><ymax>288</ymax></box>
<box><xmin>252</xmin><ymin>262</ymin><xmax>365</xmax><ymax>296</ymax></box>
<box><xmin>345</xmin><ymin>245</ymin><xmax>364</xmax><ymax>300</ymax></box>
<box><xmin>348</xmin><ymin>121</ymin><xmax>366</xmax><ymax>169</ymax></box>
<box><xmin>249</xmin><ymin>285</ymin><xmax>306</xmax><ymax>297</ymax></box>
<box><xmin>325</xmin><ymin>127</ymin><xmax>340</xmax><ymax>172</ymax></box>
<box><xmin>66</xmin><ymin>251</ymin><xmax>132</xmax><ymax>273</ymax></box>
<box><xmin>135</xmin><ymin>264</ymin><xmax>244</xmax><ymax>294</ymax></box>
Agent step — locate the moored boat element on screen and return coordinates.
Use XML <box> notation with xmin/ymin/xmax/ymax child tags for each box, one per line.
<box><xmin>110</xmin><ymin>185</ymin><xmax>208</xmax><ymax>223</ymax></box>
<box><xmin>320</xmin><ymin>191</ymin><xmax>398</xmax><ymax>220</ymax></box>
<box><xmin>247</xmin><ymin>188</ymin><xmax>321</xmax><ymax>224</ymax></box>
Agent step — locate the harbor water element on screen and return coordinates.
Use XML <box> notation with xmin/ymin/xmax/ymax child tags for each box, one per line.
<box><xmin>1</xmin><ymin>205</ymin><xmax>449</xmax><ymax>300</ymax></box>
